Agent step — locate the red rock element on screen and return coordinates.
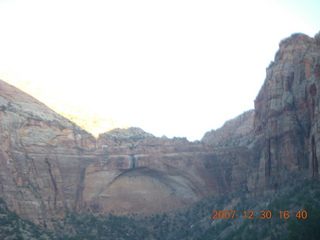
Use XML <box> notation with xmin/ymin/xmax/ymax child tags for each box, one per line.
<box><xmin>252</xmin><ymin>33</ymin><xmax>320</xmax><ymax>193</ymax></box>
<box><xmin>1</xmin><ymin>32</ymin><xmax>320</xmax><ymax>228</ymax></box>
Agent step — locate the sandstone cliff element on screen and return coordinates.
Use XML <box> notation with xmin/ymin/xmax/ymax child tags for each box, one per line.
<box><xmin>81</xmin><ymin>134</ymin><xmax>252</xmax><ymax>215</ymax></box>
<box><xmin>1</xmin><ymin>32</ymin><xmax>320</xmax><ymax>229</ymax></box>
<box><xmin>0</xmin><ymin>80</ymin><xmax>98</xmax><ymax>228</ymax></box>
<box><xmin>201</xmin><ymin>32</ymin><xmax>320</xmax><ymax>195</ymax></box>
<box><xmin>0</xmin><ymin>80</ymin><xmax>251</xmax><ymax>227</ymax></box>
<box><xmin>201</xmin><ymin>110</ymin><xmax>254</xmax><ymax>147</ymax></box>
<box><xmin>251</xmin><ymin>32</ymin><xmax>320</xmax><ymax>193</ymax></box>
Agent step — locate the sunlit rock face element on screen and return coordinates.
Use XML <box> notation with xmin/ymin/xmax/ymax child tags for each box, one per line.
<box><xmin>0</xmin><ymin>80</ymin><xmax>98</xmax><ymax>228</ymax></box>
<box><xmin>80</xmin><ymin>134</ymin><xmax>253</xmax><ymax>215</ymax></box>
<box><xmin>0</xmin><ymin>80</ymin><xmax>251</xmax><ymax>227</ymax></box>
<box><xmin>1</xmin><ymin>32</ymin><xmax>320</xmax><ymax>228</ymax></box>
<box><xmin>251</xmin><ymin>33</ymin><xmax>320</xmax><ymax>193</ymax></box>
<box><xmin>84</xmin><ymin>129</ymin><xmax>255</xmax><ymax>217</ymax></box>
<box><xmin>0</xmin><ymin>77</ymin><xmax>130</xmax><ymax>139</ymax></box>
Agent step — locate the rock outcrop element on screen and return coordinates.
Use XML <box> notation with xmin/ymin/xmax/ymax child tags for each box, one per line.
<box><xmin>0</xmin><ymin>80</ymin><xmax>251</xmax><ymax>227</ymax></box>
<box><xmin>80</xmin><ymin>134</ymin><xmax>252</xmax><ymax>215</ymax></box>
<box><xmin>1</xmin><ymin>31</ymin><xmax>320</xmax><ymax>229</ymax></box>
<box><xmin>201</xmin><ymin>32</ymin><xmax>320</xmax><ymax>195</ymax></box>
<box><xmin>0</xmin><ymin>80</ymin><xmax>98</xmax><ymax>228</ymax></box>
<box><xmin>251</xmin><ymin>32</ymin><xmax>320</xmax><ymax>193</ymax></box>
<box><xmin>201</xmin><ymin>110</ymin><xmax>254</xmax><ymax>147</ymax></box>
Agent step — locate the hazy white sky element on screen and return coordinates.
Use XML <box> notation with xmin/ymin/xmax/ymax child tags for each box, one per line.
<box><xmin>0</xmin><ymin>0</ymin><xmax>319</xmax><ymax>141</ymax></box>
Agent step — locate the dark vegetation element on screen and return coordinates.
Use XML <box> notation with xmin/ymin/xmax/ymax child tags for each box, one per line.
<box><xmin>0</xmin><ymin>180</ymin><xmax>319</xmax><ymax>239</ymax></box>
<box><xmin>0</xmin><ymin>198</ymin><xmax>52</xmax><ymax>240</ymax></box>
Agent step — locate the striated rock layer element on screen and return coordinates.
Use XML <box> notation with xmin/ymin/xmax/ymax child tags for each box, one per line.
<box><xmin>251</xmin><ymin>32</ymin><xmax>320</xmax><ymax>193</ymax></box>
<box><xmin>203</xmin><ymin>32</ymin><xmax>320</xmax><ymax>195</ymax></box>
<box><xmin>202</xmin><ymin>109</ymin><xmax>254</xmax><ymax>148</ymax></box>
<box><xmin>0</xmin><ymin>80</ymin><xmax>251</xmax><ymax>227</ymax></box>
<box><xmin>80</xmin><ymin>133</ymin><xmax>252</xmax><ymax>215</ymax></box>
<box><xmin>0</xmin><ymin>32</ymin><xmax>320</xmax><ymax>228</ymax></box>
<box><xmin>0</xmin><ymin>80</ymin><xmax>97</xmax><ymax>228</ymax></box>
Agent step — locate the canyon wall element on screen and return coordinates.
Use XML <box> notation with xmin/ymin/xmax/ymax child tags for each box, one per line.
<box><xmin>203</xmin><ymin>32</ymin><xmax>320</xmax><ymax>194</ymax></box>
<box><xmin>0</xmin><ymin>32</ymin><xmax>319</xmax><ymax>228</ymax></box>
<box><xmin>0</xmin><ymin>80</ymin><xmax>251</xmax><ymax>227</ymax></box>
<box><xmin>0</xmin><ymin>80</ymin><xmax>98</xmax><ymax>228</ymax></box>
<box><xmin>251</xmin><ymin>33</ymin><xmax>320</xmax><ymax>193</ymax></box>
<box><xmin>201</xmin><ymin>109</ymin><xmax>254</xmax><ymax>148</ymax></box>
<box><xmin>80</xmin><ymin>131</ymin><xmax>252</xmax><ymax>215</ymax></box>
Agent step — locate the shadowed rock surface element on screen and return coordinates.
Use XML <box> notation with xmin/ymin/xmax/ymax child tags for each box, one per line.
<box><xmin>251</xmin><ymin>33</ymin><xmax>320</xmax><ymax>194</ymax></box>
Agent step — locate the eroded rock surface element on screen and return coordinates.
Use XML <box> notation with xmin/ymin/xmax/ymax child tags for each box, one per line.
<box><xmin>202</xmin><ymin>32</ymin><xmax>320</xmax><ymax>195</ymax></box>
<box><xmin>202</xmin><ymin>110</ymin><xmax>254</xmax><ymax>147</ymax></box>
<box><xmin>0</xmin><ymin>80</ymin><xmax>251</xmax><ymax>227</ymax></box>
<box><xmin>0</xmin><ymin>80</ymin><xmax>99</xmax><ymax>228</ymax></box>
<box><xmin>1</xmin><ymin>32</ymin><xmax>320</xmax><ymax>228</ymax></box>
<box><xmin>251</xmin><ymin>33</ymin><xmax>320</xmax><ymax>193</ymax></box>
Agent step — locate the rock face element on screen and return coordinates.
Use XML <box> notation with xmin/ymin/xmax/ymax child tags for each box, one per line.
<box><xmin>1</xmin><ymin>32</ymin><xmax>320</xmax><ymax>228</ymax></box>
<box><xmin>0</xmin><ymin>80</ymin><xmax>97</xmax><ymax>228</ymax></box>
<box><xmin>80</xmin><ymin>134</ymin><xmax>252</xmax><ymax>215</ymax></box>
<box><xmin>201</xmin><ymin>110</ymin><xmax>254</xmax><ymax>147</ymax></box>
<box><xmin>201</xmin><ymin>32</ymin><xmax>320</xmax><ymax>195</ymax></box>
<box><xmin>0</xmin><ymin>80</ymin><xmax>251</xmax><ymax>227</ymax></box>
<box><xmin>251</xmin><ymin>33</ymin><xmax>320</xmax><ymax>193</ymax></box>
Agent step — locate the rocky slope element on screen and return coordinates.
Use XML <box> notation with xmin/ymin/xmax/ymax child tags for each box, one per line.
<box><xmin>201</xmin><ymin>109</ymin><xmax>254</xmax><ymax>147</ymax></box>
<box><xmin>0</xmin><ymin>80</ymin><xmax>98</xmax><ymax>228</ymax></box>
<box><xmin>0</xmin><ymin>78</ymin><xmax>129</xmax><ymax>138</ymax></box>
<box><xmin>0</xmin><ymin>32</ymin><xmax>320</xmax><ymax>230</ymax></box>
<box><xmin>0</xmin><ymin>80</ymin><xmax>252</xmax><ymax>227</ymax></box>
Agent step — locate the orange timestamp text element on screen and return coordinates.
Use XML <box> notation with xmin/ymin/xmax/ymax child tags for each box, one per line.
<box><xmin>212</xmin><ymin>210</ymin><xmax>308</xmax><ymax>219</ymax></box>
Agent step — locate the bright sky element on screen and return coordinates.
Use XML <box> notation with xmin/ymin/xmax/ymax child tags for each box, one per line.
<box><xmin>0</xmin><ymin>0</ymin><xmax>319</xmax><ymax>141</ymax></box>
